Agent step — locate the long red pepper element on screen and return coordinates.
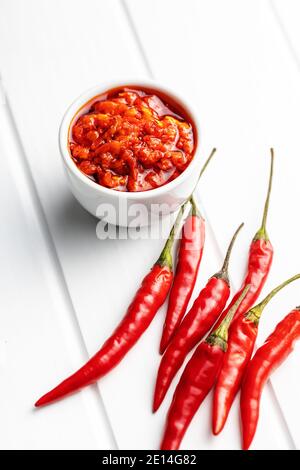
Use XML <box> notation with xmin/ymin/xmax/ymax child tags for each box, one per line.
<box><xmin>241</xmin><ymin>307</ymin><xmax>300</xmax><ymax>450</ymax></box>
<box><xmin>212</xmin><ymin>274</ymin><xmax>300</xmax><ymax>435</ymax></box>
<box><xmin>35</xmin><ymin>208</ymin><xmax>185</xmax><ymax>407</ymax></box>
<box><xmin>160</xmin><ymin>286</ymin><xmax>250</xmax><ymax>450</ymax></box>
<box><xmin>214</xmin><ymin>149</ymin><xmax>274</xmax><ymax>331</ymax></box>
<box><xmin>212</xmin><ymin>149</ymin><xmax>274</xmax><ymax>435</ymax></box>
<box><xmin>153</xmin><ymin>223</ymin><xmax>244</xmax><ymax>412</ymax></box>
<box><xmin>160</xmin><ymin>149</ymin><xmax>216</xmax><ymax>353</ymax></box>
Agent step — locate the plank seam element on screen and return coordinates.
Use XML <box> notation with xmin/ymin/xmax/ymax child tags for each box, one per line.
<box><xmin>121</xmin><ymin>0</ymin><xmax>154</xmax><ymax>78</ymax></box>
<box><xmin>0</xmin><ymin>78</ymin><xmax>118</xmax><ymax>450</ymax></box>
<box><xmin>121</xmin><ymin>0</ymin><xmax>225</xmax><ymax>266</ymax></box>
<box><xmin>269</xmin><ymin>0</ymin><xmax>300</xmax><ymax>73</ymax></box>
<box><xmin>264</xmin><ymin>0</ymin><xmax>300</xmax><ymax>449</ymax></box>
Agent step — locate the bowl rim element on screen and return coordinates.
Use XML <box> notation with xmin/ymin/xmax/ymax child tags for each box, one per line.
<box><xmin>59</xmin><ymin>78</ymin><xmax>201</xmax><ymax>200</ymax></box>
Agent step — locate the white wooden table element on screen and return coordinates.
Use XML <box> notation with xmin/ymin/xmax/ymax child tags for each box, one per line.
<box><xmin>0</xmin><ymin>0</ymin><xmax>300</xmax><ymax>450</ymax></box>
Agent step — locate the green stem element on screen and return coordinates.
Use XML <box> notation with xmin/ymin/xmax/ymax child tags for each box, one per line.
<box><xmin>197</xmin><ymin>148</ymin><xmax>217</xmax><ymax>183</ymax></box>
<box><xmin>185</xmin><ymin>148</ymin><xmax>217</xmax><ymax>219</ymax></box>
<box><xmin>190</xmin><ymin>147</ymin><xmax>217</xmax><ymax>196</ymax></box>
<box><xmin>157</xmin><ymin>205</ymin><xmax>185</xmax><ymax>269</ymax></box>
<box><xmin>207</xmin><ymin>285</ymin><xmax>250</xmax><ymax>350</ymax></box>
<box><xmin>189</xmin><ymin>195</ymin><xmax>200</xmax><ymax>217</ymax></box>
<box><xmin>254</xmin><ymin>148</ymin><xmax>274</xmax><ymax>241</ymax></box>
<box><xmin>247</xmin><ymin>273</ymin><xmax>300</xmax><ymax>324</ymax></box>
<box><xmin>215</xmin><ymin>223</ymin><xmax>244</xmax><ymax>283</ymax></box>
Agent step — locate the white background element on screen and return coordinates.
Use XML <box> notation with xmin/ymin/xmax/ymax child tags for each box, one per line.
<box><xmin>0</xmin><ymin>0</ymin><xmax>300</xmax><ymax>450</ymax></box>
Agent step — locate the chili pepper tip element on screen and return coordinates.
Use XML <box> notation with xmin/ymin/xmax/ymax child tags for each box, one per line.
<box><xmin>35</xmin><ymin>395</ymin><xmax>49</xmax><ymax>407</ymax></box>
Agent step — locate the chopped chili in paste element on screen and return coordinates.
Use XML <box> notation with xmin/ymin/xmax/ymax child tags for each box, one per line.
<box><xmin>69</xmin><ymin>86</ymin><xmax>196</xmax><ymax>192</ymax></box>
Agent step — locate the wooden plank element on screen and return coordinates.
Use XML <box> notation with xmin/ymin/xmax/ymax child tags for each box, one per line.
<box><xmin>0</xmin><ymin>86</ymin><xmax>114</xmax><ymax>449</ymax></box>
<box><xmin>0</xmin><ymin>0</ymin><xmax>160</xmax><ymax>450</ymax></box>
<box><xmin>264</xmin><ymin>0</ymin><xmax>300</xmax><ymax>448</ymax></box>
<box><xmin>125</xmin><ymin>0</ymin><xmax>300</xmax><ymax>449</ymax></box>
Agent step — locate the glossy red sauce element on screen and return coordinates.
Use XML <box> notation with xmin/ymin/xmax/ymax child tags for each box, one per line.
<box><xmin>69</xmin><ymin>86</ymin><xmax>196</xmax><ymax>192</ymax></box>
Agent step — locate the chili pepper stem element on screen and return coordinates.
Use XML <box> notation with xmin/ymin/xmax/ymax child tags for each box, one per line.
<box><xmin>207</xmin><ymin>285</ymin><xmax>250</xmax><ymax>351</ymax></box>
<box><xmin>215</xmin><ymin>223</ymin><xmax>244</xmax><ymax>283</ymax></box>
<box><xmin>188</xmin><ymin>147</ymin><xmax>217</xmax><ymax>204</ymax></box>
<box><xmin>254</xmin><ymin>149</ymin><xmax>274</xmax><ymax>241</ymax></box>
<box><xmin>197</xmin><ymin>148</ymin><xmax>217</xmax><ymax>182</ymax></box>
<box><xmin>157</xmin><ymin>205</ymin><xmax>185</xmax><ymax>269</ymax></box>
<box><xmin>158</xmin><ymin>148</ymin><xmax>217</xmax><ymax>268</ymax></box>
<box><xmin>247</xmin><ymin>274</ymin><xmax>300</xmax><ymax>323</ymax></box>
<box><xmin>189</xmin><ymin>195</ymin><xmax>200</xmax><ymax>217</ymax></box>
<box><xmin>213</xmin><ymin>285</ymin><xmax>250</xmax><ymax>341</ymax></box>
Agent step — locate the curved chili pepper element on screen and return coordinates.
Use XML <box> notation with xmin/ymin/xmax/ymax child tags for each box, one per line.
<box><xmin>160</xmin><ymin>149</ymin><xmax>216</xmax><ymax>353</ymax></box>
<box><xmin>159</xmin><ymin>198</ymin><xmax>205</xmax><ymax>353</ymax></box>
<box><xmin>212</xmin><ymin>149</ymin><xmax>274</xmax><ymax>435</ymax></box>
<box><xmin>160</xmin><ymin>286</ymin><xmax>250</xmax><ymax>450</ymax></box>
<box><xmin>241</xmin><ymin>307</ymin><xmax>300</xmax><ymax>450</ymax></box>
<box><xmin>212</xmin><ymin>274</ymin><xmax>300</xmax><ymax>435</ymax></box>
<box><xmin>35</xmin><ymin>209</ymin><xmax>184</xmax><ymax>407</ymax></box>
<box><xmin>153</xmin><ymin>223</ymin><xmax>244</xmax><ymax>412</ymax></box>
<box><xmin>214</xmin><ymin>149</ymin><xmax>274</xmax><ymax>332</ymax></box>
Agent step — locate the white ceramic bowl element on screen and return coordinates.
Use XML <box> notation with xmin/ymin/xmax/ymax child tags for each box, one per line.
<box><xmin>59</xmin><ymin>79</ymin><xmax>201</xmax><ymax>227</ymax></box>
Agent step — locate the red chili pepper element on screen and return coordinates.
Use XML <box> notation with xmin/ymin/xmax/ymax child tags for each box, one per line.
<box><xmin>212</xmin><ymin>274</ymin><xmax>300</xmax><ymax>436</ymax></box>
<box><xmin>160</xmin><ymin>286</ymin><xmax>250</xmax><ymax>450</ymax></box>
<box><xmin>35</xmin><ymin>209</ymin><xmax>185</xmax><ymax>407</ymax></box>
<box><xmin>160</xmin><ymin>149</ymin><xmax>216</xmax><ymax>353</ymax></box>
<box><xmin>212</xmin><ymin>149</ymin><xmax>274</xmax><ymax>435</ymax></box>
<box><xmin>241</xmin><ymin>307</ymin><xmax>300</xmax><ymax>450</ymax></box>
<box><xmin>153</xmin><ymin>223</ymin><xmax>244</xmax><ymax>412</ymax></box>
<box><xmin>214</xmin><ymin>149</ymin><xmax>274</xmax><ymax>332</ymax></box>
<box><xmin>159</xmin><ymin>197</ymin><xmax>204</xmax><ymax>353</ymax></box>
